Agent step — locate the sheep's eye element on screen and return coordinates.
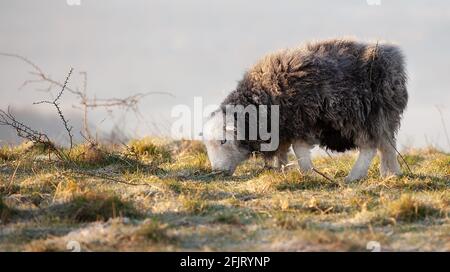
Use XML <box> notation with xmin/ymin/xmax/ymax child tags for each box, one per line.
<box><xmin>220</xmin><ymin>139</ymin><xmax>227</xmax><ymax>145</ymax></box>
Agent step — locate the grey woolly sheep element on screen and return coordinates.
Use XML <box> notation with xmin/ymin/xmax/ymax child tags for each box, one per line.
<box><xmin>203</xmin><ymin>38</ymin><xmax>408</xmax><ymax>181</ymax></box>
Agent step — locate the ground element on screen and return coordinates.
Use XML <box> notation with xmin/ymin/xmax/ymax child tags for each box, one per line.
<box><xmin>0</xmin><ymin>138</ymin><xmax>449</xmax><ymax>252</ymax></box>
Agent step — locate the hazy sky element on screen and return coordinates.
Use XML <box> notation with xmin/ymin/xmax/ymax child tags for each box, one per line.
<box><xmin>1</xmin><ymin>0</ymin><xmax>450</xmax><ymax>150</ymax></box>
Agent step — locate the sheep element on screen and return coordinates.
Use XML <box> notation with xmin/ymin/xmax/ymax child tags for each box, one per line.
<box><xmin>202</xmin><ymin>38</ymin><xmax>408</xmax><ymax>181</ymax></box>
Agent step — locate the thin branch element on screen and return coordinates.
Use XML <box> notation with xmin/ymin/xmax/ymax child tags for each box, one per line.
<box><xmin>387</xmin><ymin>137</ymin><xmax>412</xmax><ymax>175</ymax></box>
<box><xmin>79</xmin><ymin>71</ymin><xmax>91</xmax><ymax>138</ymax></box>
<box><xmin>324</xmin><ymin>149</ymin><xmax>333</xmax><ymax>159</ymax></box>
<box><xmin>282</xmin><ymin>159</ymin><xmax>336</xmax><ymax>183</ymax></box>
<box><xmin>7</xmin><ymin>159</ymin><xmax>22</xmax><ymax>192</ymax></box>
<box><xmin>0</xmin><ymin>52</ymin><xmax>44</xmax><ymax>75</ymax></box>
<box><xmin>0</xmin><ymin>107</ymin><xmax>67</xmax><ymax>161</ymax></box>
<box><xmin>33</xmin><ymin>68</ymin><xmax>74</xmax><ymax>150</ymax></box>
<box><xmin>312</xmin><ymin>167</ymin><xmax>335</xmax><ymax>183</ymax></box>
<box><xmin>72</xmin><ymin>170</ymin><xmax>153</xmax><ymax>187</ymax></box>
<box><xmin>1</xmin><ymin>52</ymin><xmax>174</xmax><ymax>142</ymax></box>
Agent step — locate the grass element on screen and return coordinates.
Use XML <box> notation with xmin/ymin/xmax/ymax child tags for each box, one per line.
<box><xmin>133</xmin><ymin>218</ymin><xmax>175</xmax><ymax>243</ymax></box>
<box><xmin>385</xmin><ymin>194</ymin><xmax>444</xmax><ymax>223</ymax></box>
<box><xmin>50</xmin><ymin>193</ymin><xmax>142</xmax><ymax>222</ymax></box>
<box><xmin>213</xmin><ymin>212</ymin><xmax>242</xmax><ymax>225</ymax></box>
<box><xmin>0</xmin><ymin>197</ymin><xmax>17</xmax><ymax>223</ymax></box>
<box><xmin>181</xmin><ymin>195</ymin><xmax>212</xmax><ymax>215</ymax></box>
<box><xmin>68</xmin><ymin>143</ymin><xmax>108</xmax><ymax>166</ymax></box>
<box><xmin>0</xmin><ymin>139</ymin><xmax>448</xmax><ymax>251</ymax></box>
<box><xmin>126</xmin><ymin>138</ymin><xmax>172</xmax><ymax>164</ymax></box>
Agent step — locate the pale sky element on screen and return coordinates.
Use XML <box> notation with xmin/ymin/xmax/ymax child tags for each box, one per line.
<box><xmin>1</xmin><ymin>0</ymin><xmax>449</xmax><ymax>151</ymax></box>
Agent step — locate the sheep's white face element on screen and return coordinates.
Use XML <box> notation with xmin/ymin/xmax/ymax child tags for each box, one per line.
<box><xmin>202</xmin><ymin>111</ymin><xmax>250</xmax><ymax>175</ymax></box>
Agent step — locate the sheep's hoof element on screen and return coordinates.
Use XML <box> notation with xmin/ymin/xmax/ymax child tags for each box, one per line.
<box><xmin>380</xmin><ymin>170</ymin><xmax>402</xmax><ymax>178</ymax></box>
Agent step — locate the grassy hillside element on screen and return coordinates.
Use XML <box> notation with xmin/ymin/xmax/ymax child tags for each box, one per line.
<box><xmin>0</xmin><ymin>139</ymin><xmax>449</xmax><ymax>251</ymax></box>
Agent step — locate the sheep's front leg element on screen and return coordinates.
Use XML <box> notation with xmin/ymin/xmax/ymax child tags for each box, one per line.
<box><xmin>293</xmin><ymin>141</ymin><xmax>313</xmax><ymax>173</ymax></box>
<box><xmin>273</xmin><ymin>151</ymin><xmax>288</xmax><ymax>169</ymax></box>
<box><xmin>265</xmin><ymin>144</ymin><xmax>290</xmax><ymax>170</ymax></box>
<box><xmin>345</xmin><ymin>147</ymin><xmax>376</xmax><ymax>182</ymax></box>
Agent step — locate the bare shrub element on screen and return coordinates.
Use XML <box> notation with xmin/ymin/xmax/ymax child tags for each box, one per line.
<box><xmin>0</xmin><ymin>52</ymin><xmax>174</xmax><ymax>142</ymax></box>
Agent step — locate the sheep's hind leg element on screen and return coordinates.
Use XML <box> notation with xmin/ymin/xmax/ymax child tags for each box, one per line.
<box><xmin>273</xmin><ymin>151</ymin><xmax>288</xmax><ymax>169</ymax></box>
<box><xmin>379</xmin><ymin>138</ymin><xmax>402</xmax><ymax>177</ymax></box>
<box><xmin>345</xmin><ymin>147</ymin><xmax>376</xmax><ymax>182</ymax></box>
<box><xmin>293</xmin><ymin>141</ymin><xmax>314</xmax><ymax>173</ymax></box>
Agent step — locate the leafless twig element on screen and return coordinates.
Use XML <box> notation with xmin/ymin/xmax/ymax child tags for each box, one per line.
<box><xmin>33</xmin><ymin>68</ymin><xmax>74</xmax><ymax>150</ymax></box>
<box><xmin>387</xmin><ymin>138</ymin><xmax>412</xmax><ymax>175</ymax></box>
<box><xmin>324</xmin><ymin>149</ymin><xmax>333</xmax><ymax>158</ymax></box>
<box><xmin>0</xmin><ymin>52</ymin><xmax>174</xmax><ymax>141</ymax></box>
<box><xmin>0</xmin><ymin>68</ymin><xmax>76</xmax><ymax>160</ymax></box>
<box><xmin>282</xmin><ymin>159</ymin><xmax>336</xmax><ymax>182</ymax></box>
<box><xmin>0</xmin><ymin>107</ymin><xmax>67</xmax><ymax>161</ymax></box>
<box><xmin>311</xmin><ymin>167</ymin><xmax>335</xmax><ymax>183</ymax></box>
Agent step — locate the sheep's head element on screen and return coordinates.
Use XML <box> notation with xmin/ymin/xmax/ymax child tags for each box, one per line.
<box><xmin>202</xmin><ymin>110</ymin><xmax>250</xmax><ymax>175</ymax></box>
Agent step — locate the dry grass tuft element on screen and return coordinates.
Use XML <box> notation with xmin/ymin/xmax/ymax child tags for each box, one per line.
<box><xmin>126</xmin><ymin>138</ymin><xmax>171</xmax><ymax>164</ymax></box>
<box><xmin>274</xmin><ymin>213</ymin><xmax>310</xmax><ymax>230</ymax></box>
<box><xmin>68</xmin><ymin>143</ymin><xmax>108</xmax><ymax>166</ymax></box>
<box><xmin>0</xmin><ymin>146</ymin><xmax>19</xmax><ymax>162</ymax></box>
<box><xmin>386</xmin><ymin>194</ymin><xmax>444</xmax><ymax>222</ymax></box>
<box><xmin>51</xmin><ymin>192</ymin><xmax>142</xmax><ymax>222</ymax></box>
<box><xmin>180</xmin><ymin>195</ymin><xmax>211</xmax><ymax>215</ymax></box>
<box><xmin>0</xmin><ymin>141</ymin><xmax>47</xmax><ymax>162</ymax></box>
<box><xmin>170</xmin><ymin>140</ymin><xmax>206</xmax><ymax>157</ymax></box>
<box><xmin>133</xmin><ymin>219</ymin><xmax>175</xmax><ymax>243</ymax></box>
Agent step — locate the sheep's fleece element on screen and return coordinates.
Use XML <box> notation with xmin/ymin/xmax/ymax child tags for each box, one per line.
<box><xmin>205</xmin><ymin>38</ymin><xmax>408</xmax><ymax>179</ymax></box>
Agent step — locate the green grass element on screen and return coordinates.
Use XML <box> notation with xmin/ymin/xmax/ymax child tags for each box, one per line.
<box><xmin>0</xmin><ymin>139</ymin><xmax>448</xmax><ymax>251</ymax></box>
